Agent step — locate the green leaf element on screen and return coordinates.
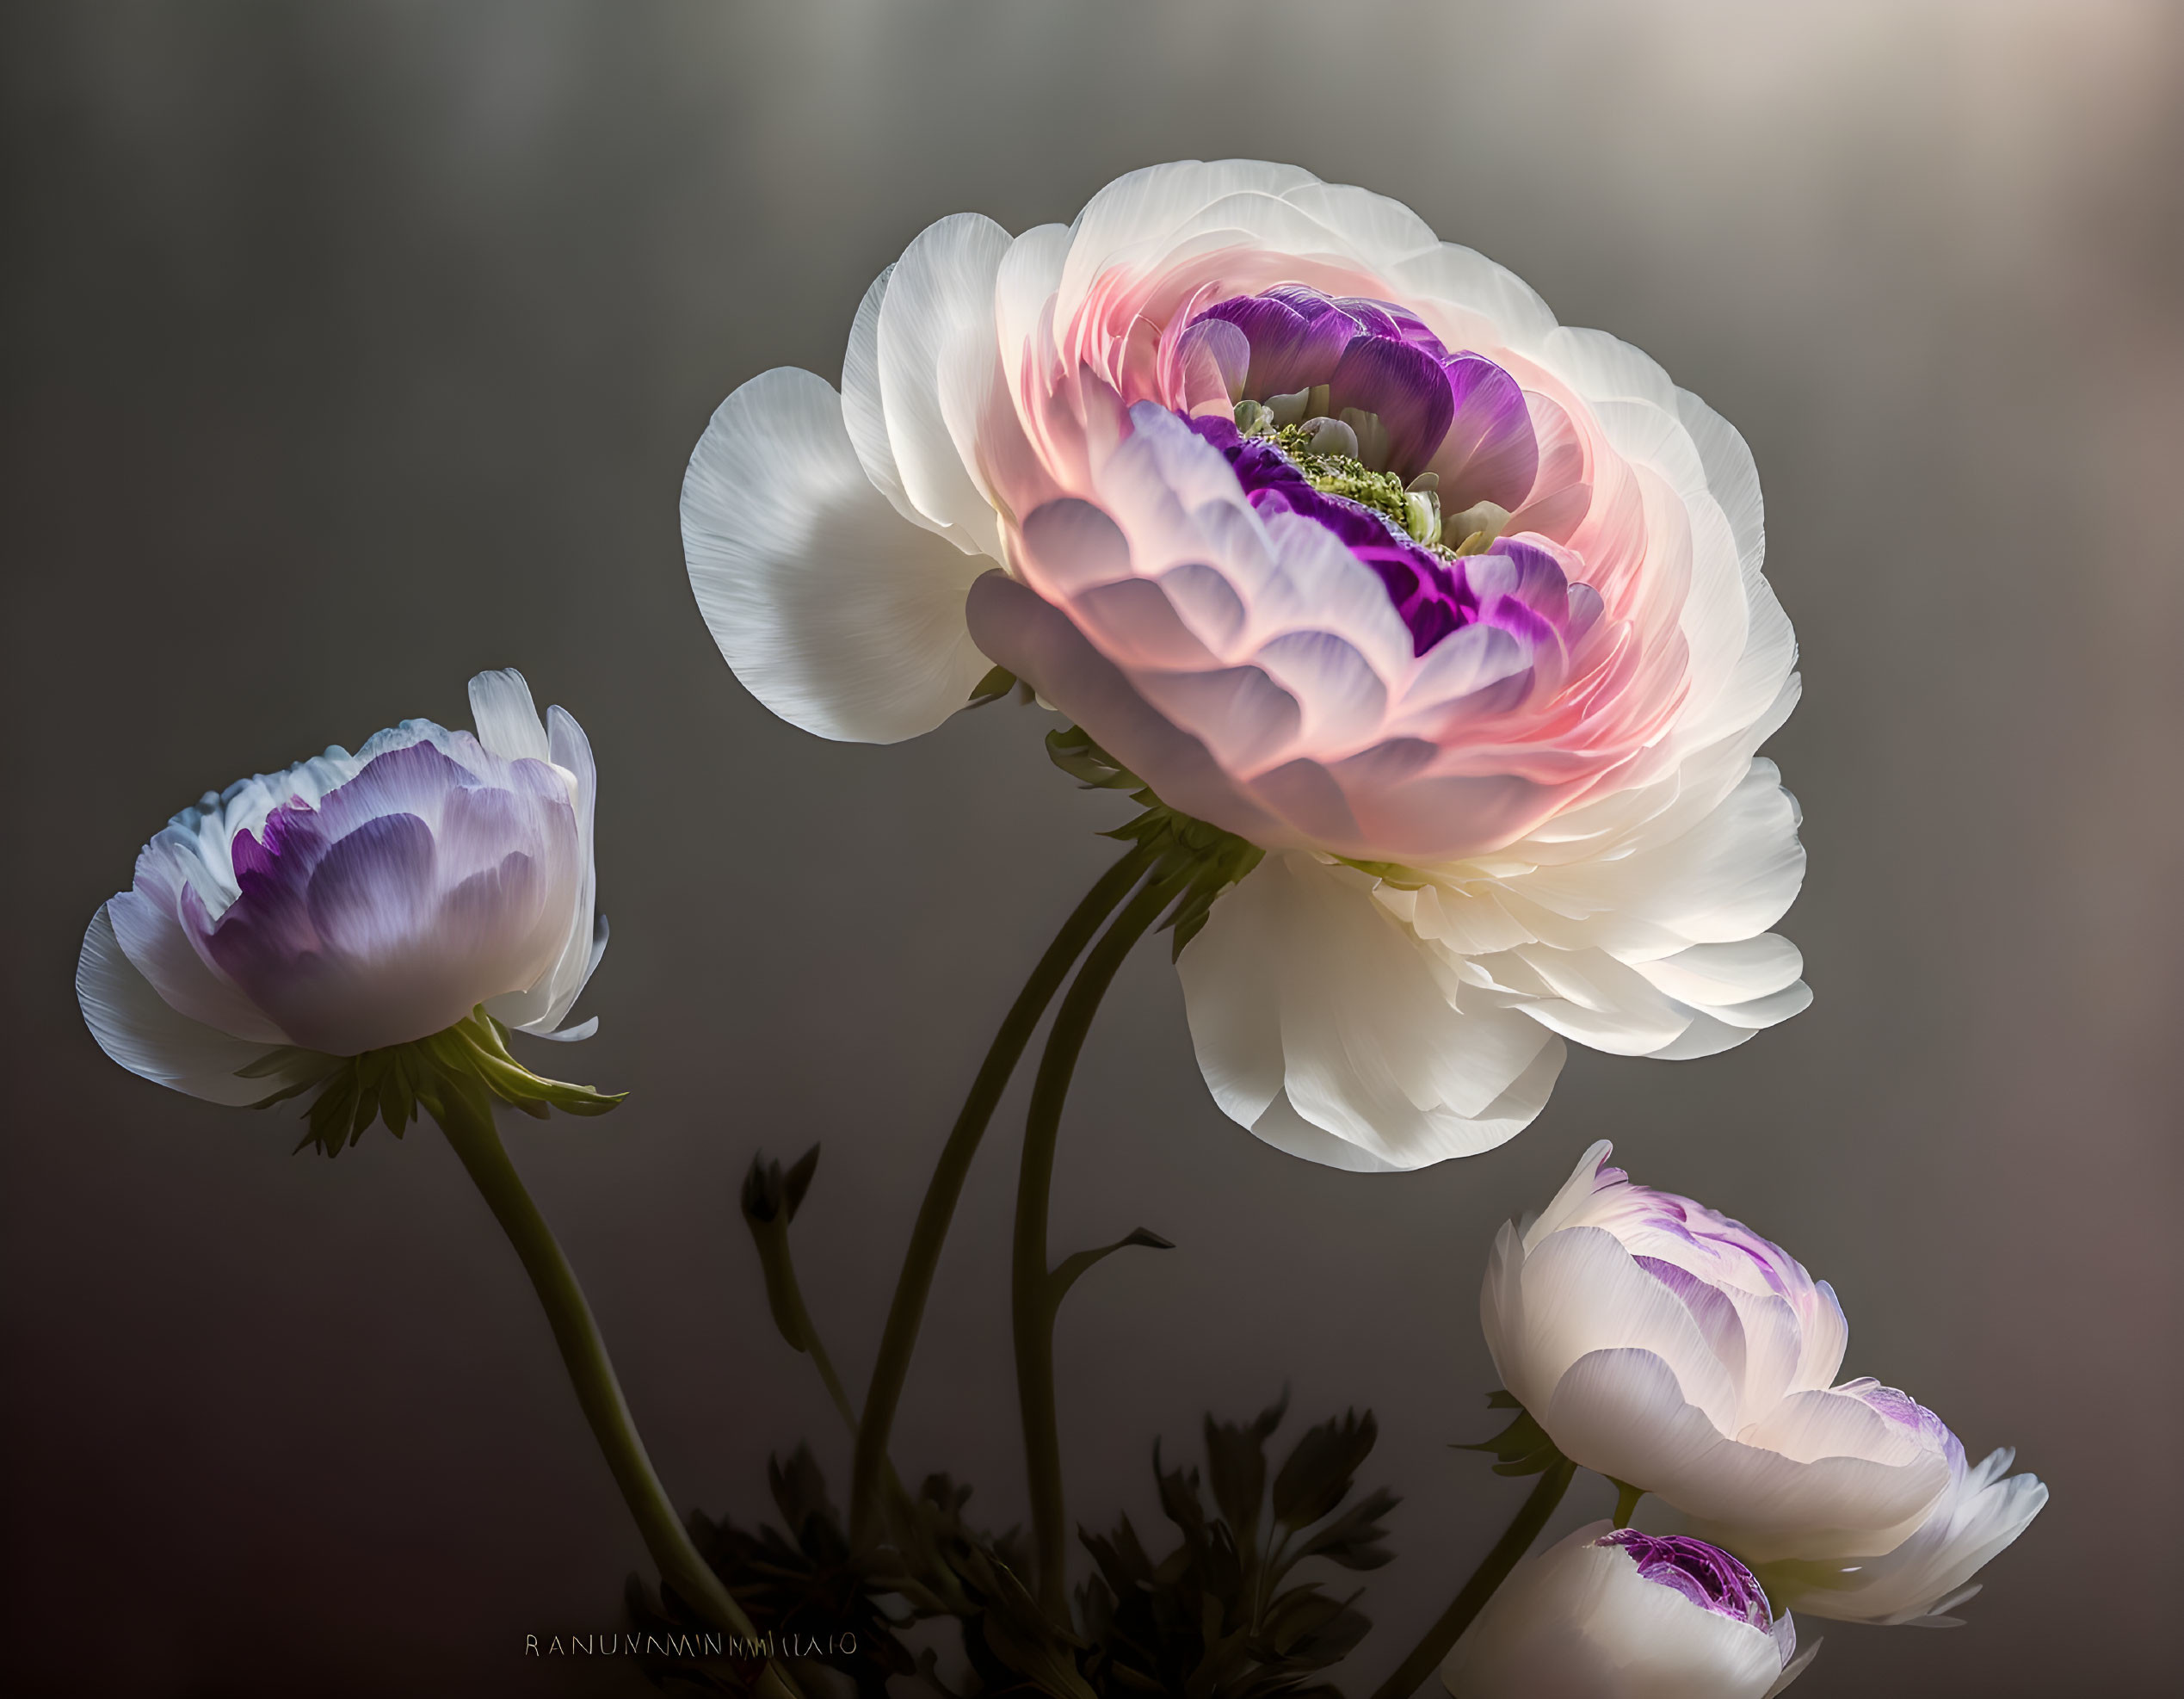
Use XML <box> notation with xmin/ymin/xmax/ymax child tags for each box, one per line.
<box><xmin>1291</xmin><ymin>1486</ymin><xmax>1397</xmax><ymax>1571</ymax></box>
<box><xmin>1047</xmin><ymin>1225</ymin><xmax>1175</xmax><ymax>1308</ymax></box>
<box><xmin>780</xmin><ymin>1145</ymin><xmax>820</xmax><ymax>1220</ymax></box>
<box><xmin>1272</xmin><ymin>1408</ymin><xmax>1379</xmax><ymax>1531</ymax></box>
<box><xmin>1202</xmin><ymin>1393</ymin><xmax>1286</xmax><ymax>1542</ymax></box>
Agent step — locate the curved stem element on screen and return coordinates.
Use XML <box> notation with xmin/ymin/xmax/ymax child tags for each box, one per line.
<box><xmin>1367</xmin><ymin>1459</ymin><xmax>1576</xmax><ymax>1699</ymax></box>
<box><xmin>1013</xmin><ymin>867</ymin><xmax>1189</xmax><ymax>1619</ymax></box>
<box><xmin>848</xmin><ymin>843</ymin><xmax>1156</xmax><ymax>1546</ymax></box>
<box><xmin>435</xmin><ymin>1085</ymin><xmax>802</xmax><ymax>1699</ymax></box>
<box><xmin>752</xmin><ymin>1206</ymin><xmax>922</xmax><ymax>1529</ymax></box>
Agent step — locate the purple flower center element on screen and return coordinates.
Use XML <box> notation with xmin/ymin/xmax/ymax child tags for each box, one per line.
<box><xmin>1179</xmin><ymin>284</ymin><xmax>1538</xmax><ymax>499</ymax></box>
<box><xmin>1599</xmin><ymin>1530</ymin><xmax>1779</xmax><ymax>1639</ymax></box>
<box><xmin>1184</xmin><ymin>411</ymin><xmax>1594</xmax><ymax>659</ymax></box>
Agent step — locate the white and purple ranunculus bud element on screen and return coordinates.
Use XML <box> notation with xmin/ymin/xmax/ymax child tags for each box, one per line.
<box><xmin>1441</xmin><ymin>1523</ymin><xmax>1813</xmax><ymax>1699</ymax></box>
<box><xmin>683</xmin><ymin>159</ymin><xmax>1806</xmax><ymax>1171</ymax></box>
<box><xmin>1484</xmin><ymin>1143</ymin><xmax>2045</xmax><ymax>1586</ymax></box>
<box><xmin>77</xmin><ymin>670</ymin><xmax>605</xmax><ymax>1103</ymax></box>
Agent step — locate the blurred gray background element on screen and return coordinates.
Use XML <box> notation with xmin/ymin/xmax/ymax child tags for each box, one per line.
<box><xmin>3</xmin><ymin>2</ymin><xmax>2179</xmax><ymax>1694</ymax></box>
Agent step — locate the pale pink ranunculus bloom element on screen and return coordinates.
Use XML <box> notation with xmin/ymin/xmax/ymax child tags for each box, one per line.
<box><xmin>1441</xmin><ymin>1523</ymin><xmax>1814</xmax><ymax>1699</ymax></box>
<box><xmin>78</xmin><ymin>670</ymin><xmax>607</xmax><ymax>1097</ymax></box>
<box><xmin>682</xmin><ymin>161</ymin><xmax>1807</xmax><ymax>1170</ymax></box>
<box><xmin>1484</xmin><ymin>1144</ymin><xmax>2045</xmax><ymax>1609</ymax></box>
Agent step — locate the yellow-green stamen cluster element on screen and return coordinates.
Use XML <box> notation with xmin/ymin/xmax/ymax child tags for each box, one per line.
<box><xmin>1235</xmin><ymin>401</ymin><xmax>1508</xmax><ymax>559</ymax></box>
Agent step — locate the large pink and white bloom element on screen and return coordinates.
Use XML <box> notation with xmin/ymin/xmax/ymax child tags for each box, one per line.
<box><xmin>683</xmin><ymin>160</ymin><xmax>1807</xmax><ymax>1171</ymax></box>
<box><xmin>78</xmin><ymin>670</ymin><xmax>605</xmax><ymax>1099</ymax></box>
<box><xmin>1484</xmin><ymin>1144</ymin><xmax>2045</xmax><ymax>1608</ymax></box>
<box><xmin>1441</xmin><ymin>1523</ymin><xmax>1813</xmax><ymax>1699</ymax></box>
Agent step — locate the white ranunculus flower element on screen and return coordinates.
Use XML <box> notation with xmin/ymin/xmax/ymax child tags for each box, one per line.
<box><xmin>78</xmin><ymin>670</ymin><xmax>606</xmax><ymax>1102</ymax></box>
<box><xmin>1441</xmin><ymin>1523</ymin><xmax>1815</xmax><ymax>1699</ymax></box>
<box><xmin>1483</xmin><ymin>1143</ymin><xmax>2045</xmax><ymax>1588</ymax></box>
<box><xmin>683</xmin><ymin>159</ymin><xmax>1806</xmax><ymax>1172</ymax></box>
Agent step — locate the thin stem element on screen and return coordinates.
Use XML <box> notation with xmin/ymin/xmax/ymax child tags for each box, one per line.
<box><xmin>435</xmin><ymin>1085</ymin><xmax>803</xmax><ymax>1699</ymax></box>
<box><xmin>753</xmin><ymin>1208</ymin><xmax>922</xmax><ymax>1530</ymax></box>
<box><xmin>848</xmin><ymin>843</ymin><xmax>1157</xmax><ymax>1546</ymax></box>
<box><xmin>1367</xmin><ymin>1459</ymin><xmax>1576</xmax><ymax>1699</ymax></box>
<box><xmin>1014</xmin><ymin>866</ymin><xmax>1190</xmax><ymax>1619</ymax></box>
<box><xmin>750</xmin><ymin>1210</ymin><xmax>860</xmax><ymax>1434</ymax></box>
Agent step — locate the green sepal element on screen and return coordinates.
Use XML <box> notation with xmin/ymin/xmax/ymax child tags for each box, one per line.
<box><xmin>1610</xmin><ymin>1478</ymin><xmax>1646</xmax><ymax>1529</ymax></box>
<box><xmin>238</xmin><ymin>1005</ymin><xmax>623</xmax><ymax>1158</ymax></box>
<box><xmin>1454</xmin><ymin>1390</ymin><xmax>1570</xmax><ymax>1478</ymax></box>
<box><xmin>967</xmin><ymin>663</ymin><xmax>1022</xmax><ymax>708</ymax></box>
<box><xmin>1045</xmin><ymin>726</ymin><xmax>1267</xmax><ymax>961</ymax></box>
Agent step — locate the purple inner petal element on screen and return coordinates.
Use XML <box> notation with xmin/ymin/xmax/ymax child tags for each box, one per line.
<box><xmin>1441</xmin><ymin>353</ymin><xmax>1539</xmax><ymax>510</ymax></box>
<box><xmin>1328</xmin><ymin>334</ymin><xmax>1455</xmax><ymax>475</ymax></box>
<box><xmin>1182</xmin><ymin>412</ymin><xmax>1579</xmax><ymax>664</ymax></box>
<box><xmin>1598</xmin><ymin>1529</ymin><xmax>1779</xmax><ymax>1640</ymax></box>
<box><xmin>1187</xmin><ymin>286</ymin><xmax>1539</xmax><ymax>485</ymax></box>
<box><xmin>1199</xmin><ymin>294</ymin><xmax>1355</xmax><ymax>401</ymax></box>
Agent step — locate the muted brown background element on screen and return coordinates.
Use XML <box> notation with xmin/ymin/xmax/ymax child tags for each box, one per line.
<box><xmin>3</xmin><ymin>3</ymin><xmax>2181</xmax><ymax>1694</ymax></box>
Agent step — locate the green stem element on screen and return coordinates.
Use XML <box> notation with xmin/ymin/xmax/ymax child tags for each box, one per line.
<box><xmin>1013</xmin><ymin>867</ymin><xmax>1189</xmax><ymax>1619</ymax></box>
<box><xmin>750</xmin><ymin>1211</ymin><xmax>860</xmax><ymax>1434</ymax></box>
<box><xmin>1367</xmin><ymin>1459</ymin><xmax>1576</xmax><ymax>1699</ymax></box>
<box><xmin>435</xmin><ymin>1084</ymin><xmax>802</xmax><ymax>1699</ymax></box>
<box><xmin>848</xmin><ymin>843</ymin><xmax>1156</xmax><ymax>1546</ymax></box>
<box><xmin>752</xmin><ymin>1209</ymin><xmax>923</xmax><ymax>1531</ymax></box>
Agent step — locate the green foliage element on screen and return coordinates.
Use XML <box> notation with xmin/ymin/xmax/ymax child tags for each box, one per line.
<box><xmin>625</xmin><ymin>1402</ymin><xmax>1393</xmax><ymax>1699</ymax></box>
<box><xmin>634</xmin><ymin>1449</ymin><xmax>1078</xmax><ymax>1699</ymax></box>
<box><xmin>1075</xmin><ymin>1397</ymin><xmax>1397</xmax><ymax>1699</ymax></box>
<box><xmin>628</xmin><ymin>1445</ymin><xmax>928</xmax><ymax>1698</ymax></box>
<box><xmin>236</xmin><ymin>1005</ymin><xmax>621</xmax><ymax>1157</ymax></box>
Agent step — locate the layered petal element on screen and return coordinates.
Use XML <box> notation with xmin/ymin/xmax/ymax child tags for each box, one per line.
<box><xmin>1756</xmin><ymin>1446</ymin><xmax>2049</xmax><ymax>1626</ymax></box>
<box><xmin>77</xmin><ymin>907</ymin><xmax>282</xmax><ymax>1105</ymax></box>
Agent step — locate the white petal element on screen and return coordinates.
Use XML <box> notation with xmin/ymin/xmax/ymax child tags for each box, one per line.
<box><xmin>875</xmin><ymin>212</ymin><xmax>1013</xmax><ymax>553</ymax></box>
<box><xmin>1178</xmin><ymin>853</ymin><xmax>1564</xmax><ymax>1170</ymax></box>
<box><xmin>1277</xmin><ymin>180</ymin><xmax>1441</xmax><ymax>269</ymax></box>
<box><xmin>1763</xmin><ymin>1639</ymin><xmax>1822</xmax><ymax>1696</ymax></box>
<box><xmin>466</xmin><ymin>669</ymin><xmax>550</xmax><ymax>763</ymax></box>
<box><xmin>994</xmin><ymin>221</ymin><xmax>1072</xmax><ymax>377</ymax></box>
<box><xmin>108</xmin><ymin>845</ymin><xmax>287</xmax><ymax>1043</ymax></box>
<box><xmin>1544</xmin><ymin>1350</ymin><xmax>1948</xmax><ymax>1561</ymax></box>
<box><xmin>1676</xmin><ymin>386</ymin><xmax>1765</xmax><ymax>578</ymax></box>
<box><xmin>1539</xmin><ymin>324</ymin><xmax>1681</xmax><ymax>413</ymax></box>
<box><xmin>682</xmin><ymin>366</ymin><xmax>993</xmax><ymax>744</ymax></box>
<box><xmin>490</xmin><ymin>704</ymin><xmax>602</xmax><ymax>1035</ymax></box>
<box><xmin>77</xmin><ymin>906</ymin><xmax>281</xmax><ymax>1107</ymax></box>
<box><xmin>1505</xmin><ymin>1225</ymin><xmax>1742</xmax><ymax>1431</ymax></box>
<box><xmin>1515</xmin><ymin>761</ymin><xmax>1806</xmax><ymax>948</ymax></box>
<box><xmin>1632</xmin><ymin>936</ymin><xmax>1805</xmax><ymax>1006</ymax></box>
<box><xmin>1766</xmin><ymin>1452</ymin><xmax>2048</xmax><ymax>1625</ymax></box>
<box><xmin>1057</xmin><ymin>159</ymin><xmax>1323</xmax><ymax>315</ymax></box>
<box><xmin>841</xmin><ymin>265</ymin><xmax>914</xmax><ymax>528</ymax></box>
<box><xmin>1386</xmin><ymin>242</ymin><xmax>1562</xmax><ymax>355</ymax></box>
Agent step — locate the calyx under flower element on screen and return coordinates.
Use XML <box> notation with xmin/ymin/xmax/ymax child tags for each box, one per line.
<box><xmin>239</xmin><ymin>1004</ymin><xmax>624</xmax><ymax>1157</ymax></box>
<box><xmin>1046</xmin><ymin>726</ymin><xmax>1265</xmax><ymax>958</ymax></box>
